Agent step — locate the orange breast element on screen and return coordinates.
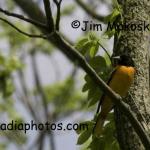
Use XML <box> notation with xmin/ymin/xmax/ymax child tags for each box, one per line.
<box><xmin>109</xmin><ymin>65</ymin><xmax>135</xmax><ymax>96</ymax></box>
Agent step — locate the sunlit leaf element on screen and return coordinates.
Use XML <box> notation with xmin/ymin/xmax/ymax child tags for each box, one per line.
<box><xmin>77</xmin><ymin>130</ymin><xmax>92</xmax><ymax>145</ymax></box>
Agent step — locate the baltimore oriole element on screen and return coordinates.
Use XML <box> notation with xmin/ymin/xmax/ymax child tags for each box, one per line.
<box><xmin>94</xmin><ymin>55</ymin><xmax>135</xmax><ymax>137</ymax></box>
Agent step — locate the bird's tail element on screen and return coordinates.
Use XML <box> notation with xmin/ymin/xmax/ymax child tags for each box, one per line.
<box><xmin>93</xmin><ymin>113</ymin><xmax>106</xmax><ymax>138</ymax></box>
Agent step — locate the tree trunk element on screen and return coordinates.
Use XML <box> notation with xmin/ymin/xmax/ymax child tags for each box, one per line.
<box><xmin>114</xmin><ymin>0</ymin><xmax>150</xmax><ymax>149</ymax></box>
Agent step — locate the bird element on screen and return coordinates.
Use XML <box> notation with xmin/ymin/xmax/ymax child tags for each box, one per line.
<box><xmin>93</xmin><ymin>55</ymin><xmax>135</xmax><ymax>137</ymax></box>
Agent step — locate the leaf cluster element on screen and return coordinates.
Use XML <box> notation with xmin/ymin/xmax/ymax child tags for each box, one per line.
<box><xmin>77</xmin><ymin>113</ymin><xmax>120</xmax><ymax>150</ymax></box>
<box><xmin>0</xmin><ymin>53</ymin><xmax>22</xmax><ymax>97</ymax></box>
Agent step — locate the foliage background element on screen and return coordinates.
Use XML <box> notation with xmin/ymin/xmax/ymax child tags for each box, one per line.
<box><xmin>0</xmin><ymin>0</ymin><xmax>120</xmax><ymax>150</ymax></box>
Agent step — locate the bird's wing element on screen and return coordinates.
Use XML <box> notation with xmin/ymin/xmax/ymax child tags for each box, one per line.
<box><xmin>97</xmin><ymin>67</ymin><xmax>118</xmax><ymax>113</ymax></box>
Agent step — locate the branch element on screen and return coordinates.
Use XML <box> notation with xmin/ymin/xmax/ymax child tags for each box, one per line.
<box><xmin>98</xmin><ymin>41</ymin><xmax>112</xmax><ymax>63</ymax></box>
<box><xmin>53</xmin><ymin>0</ymin><xmax>62</xmax><ymax>31</ymax></box>
<box><xmin>75</xmin><ymin>0</ymin><xmax>106</xmax><ymax>23</ymax></box>
<box><xmin>38</xmin><ymin>132</ymin><xmax>45</xmax><ymax>150</ymax></box>
<box><xmin>43</xmin><ymin>0</ymin><xmax>54</xmax><ymax>31</ymax></box>
<box><xmin>30</xmin><ymin>51</ymin><xmax>56</xmax><ymax>149</ymax></box>
<box><xmin>17</xmin><ymin>70</ymin><xmax>40</xmax><ymax>122</ymax></box>
<box><xmin>0</xmin><ymin>17</ymin><xmax>48</xmax><ymax>39</ymax></box>
<box><xmin>13</xmin><ymin>0</ymin><xmax>73</xmax><ymax>45</ymax></box>
<box><xmin>12</xmin><ymin>53</ymin><xmax>40</xmax><ymax>122</ymax></box>
<box><xmin>30</xmin><ymin>51</ymin><xmax>49</xmax><ymax>120</ymax></box>
<box><xmin>0</xmin><ymin>7</ymin><xmax>47</xmax><ymax>29</ymax></box>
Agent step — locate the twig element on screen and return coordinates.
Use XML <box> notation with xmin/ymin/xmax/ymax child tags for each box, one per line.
<box><xmin>53</xmin><ymin>0</ymin><xmax>62</xmax><ymax>31</ymax></box>
<box><xmin>17</xmin><ymin>67</ymin><xmax>40</xmax><ymax>122</ymax></box>
<box><xmin>98</xmin><ymin>41</ymin><xmax>112</xmax><ymax>63</ymax></box>
<box><xmin>31</xmin><ymin>51</ymin><xmax>56</xmax><ymax>150</ymax></box>
<box><xmin>75</xmin><ymin>0</ymin><xmax>106</xmax><ymax>23</ymax></box>
<box><xmin>13</xmin><ymin>0</ymin><xmax>73</xmax><ymax>45</ymax></box>
<box><xmin>0</xmin><ymin>17</ymin><xmax>48</xmax><ymax>39</ymax></box>
<box><xmin>12</xmin><ymin>53</ymin><xmax>40</xmax><ymax>122</ymax></box>
<box><xmin>0</xmin><ymin>7</ymin><xmax>47</xmax><ymax>29</ymax></box>
<box><xmin>49</xmin><ymin>131</ymin><xmax>56</xmax><ymax>150</ymax></box>
<box><xmin>30</xmin><ymin>51</ymin><xmax>49</xmax><ymax>120</ymax></box>
<box><xmin>38</xmin><ymin>132</ymin><xmax>45</xmax><ymax>150</ymax></box>
<box><xmin>43</xmin><ymin>0</ymin><xmax>54</xmax><ymax>31</ymax></box>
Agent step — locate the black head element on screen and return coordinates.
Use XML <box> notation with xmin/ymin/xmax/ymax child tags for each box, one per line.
<box><xmin>112</xmin><ymin>55</ymin><xmax>134</xmax><ymax>66</ymax></box>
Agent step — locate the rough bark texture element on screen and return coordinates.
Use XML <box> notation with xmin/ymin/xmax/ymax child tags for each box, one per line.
<box><xmin>114</xmin><ymin>0</ymin><xmax>150</xmax><ymax>149</ymax></box>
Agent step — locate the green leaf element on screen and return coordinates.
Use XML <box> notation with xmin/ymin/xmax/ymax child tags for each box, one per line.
<box><xmin>89</xmin><ymin>43</ymin><xmax>99</xmax><ymax>57</ymax></box>
<box><xmin>0</xmin><ymin>54</ymin><xmax>5</xmax><ymax>65</ymax></box>
<box><xmin>88</xmin><ymin>137</ymin><xmax>105</xmax><ymax>150</ymax></box>
<box><xmin>77</xmin><ymin>130</ymin><xmax>92</xmax><ymax>145</ymax></box>
<box><xmin>76</xmin><ymin>121</ymin><xmax>95</xmax><ymax>135</ymax></box>
<box><xmin>111</xmin><ymin>140</ymin><xmax>120</xmax><ymax>150</ymax></box>
<box><xmin>84</xmin><ymin>75</ymin><xmax>95</xmax><ymax>87</ymax></box>
<box><xmin>105</xmin><ymin>8</ymin><xmax>120</xmax><ymax>23</ymax></box>
<box><xmin>87</xmin><ymin>87</ymin><xmax>99</xmax><ymax>100</ymax></box>
<box><xmin>82</xmin><ymin>75</ymin><xmax>97</xmax><ymax>93</ymax></box>
<box><xmin>82</xmin><ymin>41</ymin><xmax>94</xmax><ymax>55</ymax></box>
<box><xmin>88</xmin><ymin>89</ymin><xmax>102</xmax><ymax>107</ymax></box>
<box><xmin>75</xmin><ymin>38</ymin><xmax>88</xmax><ymax>50</ymax></box>
<box><xmin>3</xmin><ymin>79</ymin><xmax>14</xmax><ymax>97</ymax></box>
<box><xmin>103</xmin><ymin>121</ymin><xmax>115</xmax><ymax>136</ymax></box>
<box><xmin>82</xmin><ymin>83</ymin><xmax>90</xmax><ymax>92</ymax></box>
<box><xmin>104</xmin><ymin>28</ymin><xmax>116</xmax><ymax>39</ymax></box>
<box><xmin>107</xmin><ymin>112</ymin><xmax>114</xmax><ymax>121</ymax></box>
<box><xmin>89</xmin><ymin>56</ymin><xmax>107</xmax><ymax>73</ymax></box>
<box><xmin>88</xmin><ymin>32</ymin><xmax>99</xmax><ymax>41</ymax></box>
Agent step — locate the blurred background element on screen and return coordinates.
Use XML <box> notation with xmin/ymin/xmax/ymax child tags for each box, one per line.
<box><xmin>0</xmin><ymin>0</ymin><xmax>114</xmax><ymax>149</ymax></box>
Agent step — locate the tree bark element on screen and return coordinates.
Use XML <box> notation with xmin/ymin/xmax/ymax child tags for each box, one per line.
<box><xmin>114</xmin><ymin>0</ymin><xmax>150</xmax><ymax>149</ymax></box>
